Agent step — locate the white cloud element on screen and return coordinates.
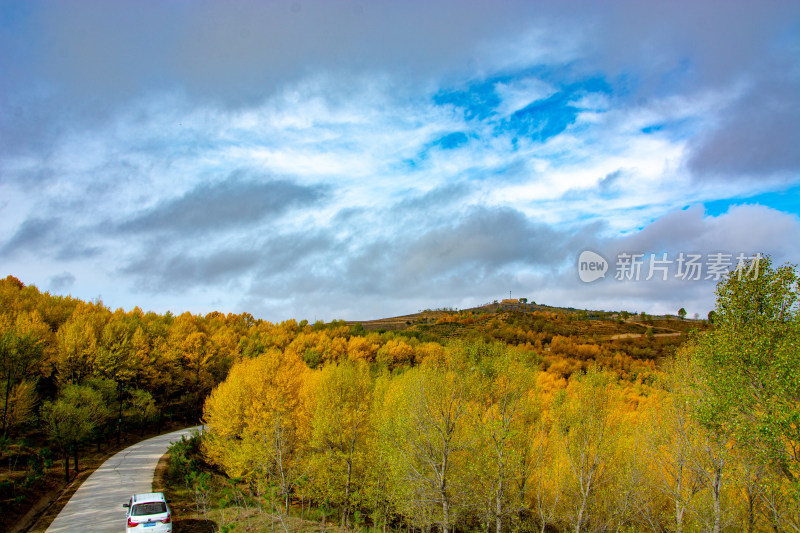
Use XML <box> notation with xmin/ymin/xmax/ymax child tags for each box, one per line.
<box><xmin>494</xmin><ymin>77</ymin><xmax>557</xmax><ymax>116</ymax></box>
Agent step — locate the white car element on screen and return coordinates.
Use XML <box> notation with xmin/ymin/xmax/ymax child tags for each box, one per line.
<box><xmin>123</xmin><ymin>492</ymin><xmax>173</xmax><ymax>532</ymax></box>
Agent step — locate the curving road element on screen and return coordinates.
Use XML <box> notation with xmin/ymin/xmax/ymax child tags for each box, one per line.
<box><xmin>46</xmin><ymin>426</ymin><xmax>201</xmax><ymax>533</ymax></box>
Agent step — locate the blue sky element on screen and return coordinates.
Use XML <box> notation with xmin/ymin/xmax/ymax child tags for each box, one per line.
<box><xmin>1</xmin><ymin>0</ymin><xmax>799</xmax><ymax>321</ymax></box>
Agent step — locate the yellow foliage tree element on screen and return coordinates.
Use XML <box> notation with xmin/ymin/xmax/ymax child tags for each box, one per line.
<box><xmin>471</xmin><ymin>351</ymin><xmax>539</xmax><ymax>533</ymax></box>
<box><xmin>383</xmin><ymin>358</ymin><xmax>475</xmax><ymax>533</ymax></box>
<box><xmin>307</xmin><ymin>360</ymin><xmax>373</xmax><ymax>527</ymax></box>
<box><xmin>203</xmin><ymin>348</ymin><xmax>309</xmax><ymax>510</ymax></box>
<box><xmin>376</xmin><ymin>338</ymin><xmax>415</xmax><ymax>369</ymax></box>
<box><xmin>55</xmin><ymin>312</ymin><xmax>100</xmax><ymax>385</ymax></box>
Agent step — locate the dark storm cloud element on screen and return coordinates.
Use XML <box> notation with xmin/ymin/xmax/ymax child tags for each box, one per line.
<box><xmin>583</xmin><ymin>2</ymin><xmax>800</xmax><ymax>182</ymax></box>
<box><xmin>122</xmin><ymin>230</ymin><xmax>339</xmax><ymax>293</ymax></box>
<box><xmin>123</xmin><ymin>245</ymin><xmax>262</xmax><ymax>292</ymax></box>
<box><xmin>688</xmin><ymin>78</ymin><xmax>800</xmax><ymax>179</ymax></box>
<box><xmin>3</xmin><ymin>0</ymin><xmax>799</xmax><ymax>185</ymax></box>
<box><xmin>1</xmin><ymin>217</ymin><xmax>57</xmax><ymax>256</ymax></box>
<box><xmin>397</xmin><ymin>206</ymin><xmax>568</xmax><ymax>276</ymax></box>
<box><xmin>256</xmin><ymin>232</ymin><xmax>340</xmax><ymax>275</ymax></box>
<box><xmin>117</xmin><ymin>178</ymin><xmax>328</xmax><ymax>236</ymax></box>
<box><xmin>235</xmin><ymin>202</ymin><xmax>800</xmax><ymax>322</ymax></box>
<box><xmin>6</xmin><ymin>0</ymin><xmax>795</xmax><ymax>105</ymax></box>
<box><xmin>2</xmin><ymin>216</ymin><xmax>102</xmax><ymax>260</ymax></box>
<box><xmin>0</xmin><ymin>0</ymin><xmax>532</xmax><ymax>105</ymax></box>
<box><xmin>241</xmin><ymin>206</ymin><xmax>586</xmax><ymax>299</ymax></box>
<box><xmin>579</xmin><ymin>1</ymin><xmax>799</xmax><ymax>90</ymax></box>
<box><xmin>240</xmin><ymin>206</ymin><xmax>607</xmax><ymax>320</ymax></box>
<box><xmin>609</xmin><ymin>204</ymin><xmax>800</xmax><ymax>258</ymax></box>
<box><xmin>331</xmin><ymin>206</ymin><xmax>588</xmax><ymax>299</ymax></box>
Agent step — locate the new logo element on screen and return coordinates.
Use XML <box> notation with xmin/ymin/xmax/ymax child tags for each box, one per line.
<box><xmin>578</xmin><ymin>250</ymin><xmax>608</xmax><ymax>283</ymax></box>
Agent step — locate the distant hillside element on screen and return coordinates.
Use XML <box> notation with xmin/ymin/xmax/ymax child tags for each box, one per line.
<box><xmin>348</xmin><ymin>300</ymin><xmax>704</xmax><ymax>338</ymax></box>
<box><xmin>345</xmin><ymin>300</ymin><xmax>708</xmax><ymax>372</ymax></box>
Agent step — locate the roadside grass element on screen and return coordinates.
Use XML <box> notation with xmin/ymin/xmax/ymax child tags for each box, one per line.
<box><xmin>157</xmin><ymin>433</ymin><xmax>350</xmax><ymax>533</ymax></box>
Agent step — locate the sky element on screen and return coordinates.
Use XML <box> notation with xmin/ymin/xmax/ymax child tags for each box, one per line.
<box><xmin>1</xmin><ymin>0</ymin><xmax>799</xmax><ymax>322</ymax></box>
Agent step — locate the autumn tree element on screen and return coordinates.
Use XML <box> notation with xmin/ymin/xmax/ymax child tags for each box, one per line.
<box><xmin>96</xmin><ymin>310</ymin><xmax>136</xmax><ymax>382</ymax></box>
<box><xmin>2</xmin><ymin>379</ymin><xmax>38</xmax><ymax>437</ymax></box>
<box><xmin>385</xmin><ymin>354</ymin><xmax>474</xmax><ymax>533</ymax></box>
<box><xmin>637</xmin><ymin>351</ymin><xmax>708</xmax><ymax>532</ymax></box>
<box><xmin>361</xmin><ymin>373</ymin><xmax>402</xmax><ymax>531</ymax></box>
<box><xmin>307</xmin><ymin>360</ymin><xmax>373</xmax><ymax>527</ymax></box>
<box><xmin>470</xmin><ymin>345</ymin><xmax>538</xmax><ymax>533</ymax></box>
<box><xmin>552</xmin><ymin>367</ymin><xmax>620</xmax><ymax>533</ymax></box>
<box><xmin>529</xmin><ymin>413</ymin><xmax>568</xmax><ymax>533</ymax></box>
<box><xmin>1</xmin><ymin>316</ymin><xmax>45</xmax><ymax>436</ymax></box>
<box><xmin>203</xmin><ymin>348</ymin><xmax>309</xmax><ymax>511</ymax></box>
<box><xmin>55</xmin><ymin>305</ymin><xmax>105</xmax><ymax>385</ymax></box>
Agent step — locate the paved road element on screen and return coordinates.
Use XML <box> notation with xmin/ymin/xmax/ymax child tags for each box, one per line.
<box><xmin>46</xmin><ymin>426</ymin><xmax>201</xmax><ymax>533</ymax></box>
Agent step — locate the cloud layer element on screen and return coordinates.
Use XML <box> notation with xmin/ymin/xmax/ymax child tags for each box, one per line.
<box><xmin>1</xmin><ymin>1</ymin><xmax>798</xmax><ymax>321</ymax></box>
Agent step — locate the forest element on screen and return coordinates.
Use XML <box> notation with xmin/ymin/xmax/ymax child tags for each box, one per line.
<box><xmin>1</xmin><ymin>257</ymin><xmax>798</xmax><ymax>532</ymax></box>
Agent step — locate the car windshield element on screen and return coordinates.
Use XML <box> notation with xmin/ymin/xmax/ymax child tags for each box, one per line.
<box><xmin>132</xmin><ymin>502</ymin><xmax>167</xmax><ymax>516</ymax></box>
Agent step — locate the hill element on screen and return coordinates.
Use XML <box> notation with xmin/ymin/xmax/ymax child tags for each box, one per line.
<box><xmin>346</xmin><ymin>300</ymin><xmax>706</xmax><ymax>369</ymax></box>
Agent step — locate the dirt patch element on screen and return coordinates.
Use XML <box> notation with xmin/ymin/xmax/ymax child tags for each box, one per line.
<box><xmin>609</xmin><ymin>332</ymin><xmax>683</xmax><ymax>340</ymax></box>
<box><xmin>174</xmin><ymin>518</ymin><xmax>217</xmax><ymax>533</ymax></box>
<box><xmin>19</xmin><ymin>466</ymin><xmax>96</xmax><ymax>533</ymax></box>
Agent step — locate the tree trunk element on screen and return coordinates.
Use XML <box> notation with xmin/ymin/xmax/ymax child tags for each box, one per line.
<box><xmin>2</xmin><ymin>374</ymin><xmax>12</xmax><ymax>436</ymax></box>
<box><xmin>342</xmin><ymin>457</ymin><xmax>353</xmax><ymax>528</ymax></box>
<box><xmin>675</xmin><ymin>463</ymin><xmax>684</xmax><ymax>533</ymax></box>
<box><xmin>442</xmin><ymin>496</ymin><xmax>450</xmax><ymax>533</ymax></box>
<box><xmin>63</xmin><ymin>452</ymin><xmax>70</xmax><ymax>483</ymax></box>
<box><xmin>496</xmin><ymin>472</ymin><xmax>504</xmax><ymax>533</ymax></box>
<box><xmin>712</xmin><ymin>466</ymin><xmax>722</xmax><ymax>533</ymax></box>
<box><xmin>441</xmin><ymin>443</ymin><xmax>451</xmax><ymax>533</ymax></box>
<box><xmin>575</xmin><ymin>469</ymin><xmax>594</xmax><ymax>533</ymax></box>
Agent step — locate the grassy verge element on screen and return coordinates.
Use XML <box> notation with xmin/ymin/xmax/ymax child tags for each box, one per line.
<box><xmin>156</xmin><ymin>434</ymin><xmax>349</xmax><ymax>533</ymax></box>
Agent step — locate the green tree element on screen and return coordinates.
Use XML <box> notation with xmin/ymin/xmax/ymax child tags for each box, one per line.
<box><xmin>678</xmin><ymin>307</ymin><xmax>687</xmax><ymax>319</ymax></box>
<box><xmin>689</xmin><ymin>257</ymin><xmax>800</xmax><ymax>529</ymax></box>
<box><xmin>41</xmin><ymin>384</ymin><xmax>110</xmax><ymax>481</ymax></box>
<box><xmin>84</xmin><ymin>376</ymin><xmax>117</xmax><ymax>450</ymax></box>
<box><xmin>128</xmin><ymin>389</ymin><xmax>158</xmax><ymax>436</ymax></box>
